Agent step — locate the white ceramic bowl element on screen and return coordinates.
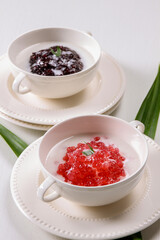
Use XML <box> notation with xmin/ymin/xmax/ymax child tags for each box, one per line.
<box><xmin>37</xmin><ymin>115</ymin><xmax>148</xmax><ymax>206</ymax></box>
<box><xmin>7</xmin><ymin>28</ymin><xmax>101</xmax><ymax>98</ymax></box>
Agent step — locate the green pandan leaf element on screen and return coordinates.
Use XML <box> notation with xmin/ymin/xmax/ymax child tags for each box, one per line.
<box><xmin>136</xmin><ymin>65</ymin><xmax>160</xmax><ymax>139</ymax></box>
<box><xmin>0</xmin><ymin>124</ymin><xmax>28</xmax><ymax>157</ymax></box>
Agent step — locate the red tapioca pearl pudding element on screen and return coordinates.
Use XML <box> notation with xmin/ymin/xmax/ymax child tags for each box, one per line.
<box><xmin>45</xmin><ymin>134</ymin><xmax>140</xmax><ymax>187</ymax></box>
<box><xmin>57</xmin><ymin>137</ymin><xmax>126</xmax><ymax>186</ymax></box>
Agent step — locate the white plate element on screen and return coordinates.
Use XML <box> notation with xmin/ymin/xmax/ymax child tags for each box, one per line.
<box><xmin>0</xmin><ymin>111</ymin><xmax>52</xmax><ymax>130</ymax></box>
<box><xmin>0</xmin><ymin>97</ymin><xmax>122</xmax><ymax>130</ymax></box>
<box><xmin>10</xmin><ymin>137</ymin><xmax>160</xmax><ymax>240</ymax></box>
<box><xmin>0</xmin><ymin>53</ymin><xmax>125</xmax><ymax>125</ymax></box>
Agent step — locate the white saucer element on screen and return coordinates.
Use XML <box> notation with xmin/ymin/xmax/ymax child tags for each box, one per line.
<box><xmin>10</xmin><ymin>137</ymin><xmax>160</xmax><ymax>240</ymax></box>
<box><xmin>0</xmin><ymin>111</ymin><xmax>52</xmax><ymax>130</ymax></box>
<box><xmin>0</xmin><ymin>53</ymin><xmax>125</xmax><ymax>125</ymax></box>
<box><xmin>0</xmin><ymin>97</ymin><xmax>122</xmax><ymax>130</ymax></box>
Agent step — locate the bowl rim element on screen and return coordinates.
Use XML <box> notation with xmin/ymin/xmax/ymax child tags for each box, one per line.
<box><xmin>7</xmin><ymin>27</ymin><xmax>101</xmax><ymax>81</ymax></box>
<box><xmin>39</xmin><ymin>114</ymin><xmax>149</xmax><ymax>190</ymax></box>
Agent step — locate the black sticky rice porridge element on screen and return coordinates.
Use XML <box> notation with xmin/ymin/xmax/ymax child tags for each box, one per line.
<box><xmin>29</xmin><ymin>46</ymin><xmax>84</xmax><ymax>76</ymax></box>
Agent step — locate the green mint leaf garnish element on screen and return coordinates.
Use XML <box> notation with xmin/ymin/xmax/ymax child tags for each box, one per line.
<box><xmin>82</xmin><ymin>142</ymin><xmax>94</xmax><ymax>156</ymax></box>
<box><xmin>82</xmin><ymin>150</ymin><xmax>94</xmax><ymax>156</ymax></box>
<box><xmin>50</xmin><ymin>47</ymin><xmax>61</xmax><ymax>57</ymax></box>
<box><xmin>86</xmin><ymin>142</ymin><xmax>94</xmax><ymax>152</ymax></box>
<box><xmin>56</xmin><ymin>46</ymin><xmax>61</xmax><ymax>57</ymax></box>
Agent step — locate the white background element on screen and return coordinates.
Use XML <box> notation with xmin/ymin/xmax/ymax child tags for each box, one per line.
<box><xmin>0</xmin><ymin>0</ymin><xmax>160</xmax><ymax>239</ymax></box>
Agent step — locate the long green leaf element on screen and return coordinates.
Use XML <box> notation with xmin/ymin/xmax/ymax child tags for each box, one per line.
<box><xmin>0</xmin><ymin>124</ymin><xmax>28</xmax><ymax>157</ymax></box>
<box><xmin>135</xmin><ymin>79</ymin><xmax>156</xmax><ymax>121</ymax></box>
<box><xmin>136</xmin><ymin>65</ymin><xmax>160</xmax><ymax>138</ymax></box>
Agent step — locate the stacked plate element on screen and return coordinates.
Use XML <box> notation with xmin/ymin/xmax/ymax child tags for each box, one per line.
<box><xmin>0</xmin><ymin>52</ymin><xmax>126</xmax><ymax>130</ymax></box>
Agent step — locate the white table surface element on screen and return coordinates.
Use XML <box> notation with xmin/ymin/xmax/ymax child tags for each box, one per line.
<box><xmin>0</xmin><ymin>0</ymin><xmax>160</xmax><ymax>239</ymax></box>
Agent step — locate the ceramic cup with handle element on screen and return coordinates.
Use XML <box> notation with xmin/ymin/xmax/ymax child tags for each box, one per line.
<box><xmin>7</xmin><ymin>28</ymin><xmax>101</xmax><ymax>98</ymax></box>
<box><xmin>37</xmin><ymin>115</ymin><xmax>148</xmax><ymax>206</ymax></box>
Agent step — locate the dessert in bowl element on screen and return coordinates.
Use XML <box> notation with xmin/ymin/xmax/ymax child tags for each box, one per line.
<box><xmin>37</xmin><ymin>115</ymin><xmax>148</xmax><ymax>206</ymax></box>
<box><xmin>7</xmin><ymin>28</ymin><xmax>101</xmax><ymax>98</ymax></box>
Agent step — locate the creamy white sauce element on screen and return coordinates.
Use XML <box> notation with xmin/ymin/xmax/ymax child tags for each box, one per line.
<box><xmin>45</xmin><ymin>134</ymin><xmax>141</xmax><ymax>182</ymax></box>
<box><xmin>15</xmin><ymin>41</ymin><xmax>95</xmax><ymax>72</ymax></box>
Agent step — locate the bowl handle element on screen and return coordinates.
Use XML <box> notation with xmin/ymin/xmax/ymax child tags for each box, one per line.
<box><xmin>130</xmin><ymin>120</ymin><xmax>145</xmax><ymax>133</ymax></box>
<box><xmin>37</xmin><ymin>176</ymin><xmax>60</xmax><ymax>202</ymax></box>
<box><xmin>12</xmin><ymin>72</ymin><xmax>31</xmax><ymax>94</ymax></box>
